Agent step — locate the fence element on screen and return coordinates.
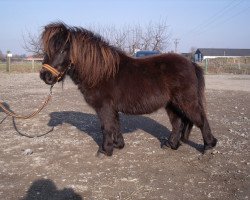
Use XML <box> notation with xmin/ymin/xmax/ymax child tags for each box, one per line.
<box><xmin>199</xmin><ymin>57</ymin><xmax>250</xmax><ymax>74</ymax></box>
<box><xmin>1</xmin><ymin>57</ymin><xmax>250</xmax><ymax>74</ymax></box>
<box><xmin>0</xmin><ymin>60</ymin><xmax>42</xmax><ymax>73</ymax></box>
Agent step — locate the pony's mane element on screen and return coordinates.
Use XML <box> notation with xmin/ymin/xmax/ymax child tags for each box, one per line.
<box><xmin>41</xmin><ymin>22</ymin><xmax>122</xmax><ymax>87</ymax></box>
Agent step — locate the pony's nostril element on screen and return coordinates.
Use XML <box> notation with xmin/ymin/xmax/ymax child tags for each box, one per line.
<box><xmin>45</xmin><ymin>72</ymin><xmax>53</xmax><ymax>81</ymax></box>
<box><xmin>40</xmin><ymin>70</ymin><xmax>48</xmax><ymax>80</ymax></box>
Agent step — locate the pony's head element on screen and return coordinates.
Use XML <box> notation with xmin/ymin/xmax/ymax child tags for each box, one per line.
<box><xmin>40</xmin><ymin>22</ymin><xmax>72</xmax><ymax>85</ymax></box>
<box><xmin>40</xmin><ymin>22</ymin><xmax>121</xmax><ymax>87</ymax></box>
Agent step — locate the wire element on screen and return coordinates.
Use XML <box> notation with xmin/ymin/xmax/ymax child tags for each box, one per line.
<box><xmin>182</xmin><ymin>0</ymin><xmax>245</xmax><ymax>38</ymax></box>
<box><xmin>196</xmin><ymin>0</ymin><xmax>245</xmax><ymax>36</ymax></box>
<box><xmin>179</xmin><ymin>0</ymin><xmax>248</xmax><ymax>51</ymax></box>
<box><xmin>221</xmin><ymin>4</ymin><xmax>250</xmax><ymax>24</ymax></box>
<box><xmin>185</xmin><ymin>0</ymin><xmax>237</xmax><ymax>36</ymax></box>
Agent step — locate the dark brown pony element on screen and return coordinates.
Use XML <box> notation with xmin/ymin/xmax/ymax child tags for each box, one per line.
<box><xmin>40</xmin><ymin>22</ymin><xmax>217</xmax><ymax>156</ymax></box>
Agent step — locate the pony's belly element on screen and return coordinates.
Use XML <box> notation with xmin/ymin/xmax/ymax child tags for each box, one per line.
<box><xmin>117</xmin><ymin>95</ymin><xmax>167</xmax><ymax>115</ymax></box>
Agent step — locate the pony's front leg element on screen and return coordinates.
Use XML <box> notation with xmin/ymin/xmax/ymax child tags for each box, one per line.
<box><xmin>96</xmin><ymin>105</ymin><xmax>121</xmax><ymax>156</ymax></box>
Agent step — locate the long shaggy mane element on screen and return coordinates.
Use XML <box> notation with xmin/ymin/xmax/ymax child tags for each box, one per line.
<box><xmin>41</xmin><ymin>22</ymin><xmax>121</xmax><ymax>86</ymax></box>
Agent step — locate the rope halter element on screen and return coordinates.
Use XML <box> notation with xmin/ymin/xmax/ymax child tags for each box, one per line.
<box><xmin>42</xmin><ymin>64</ymin><xmax>71</xmax><ymax>82</ymax></box>
<box><xmin>42</xmin><ymin>64</ymin><xmax>60</xmax><ymax>77</ymax></box>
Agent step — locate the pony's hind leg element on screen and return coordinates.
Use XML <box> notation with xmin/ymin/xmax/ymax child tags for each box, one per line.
<box><xmin>181</xmin><ymin>119</ymin><xmax>193</xmax><ymax>143</ymax></box>
<box><xmin>184</xmin><ymin>104</ymin><xmax>217</xmax><ymax>152</ymax></box>
<box><xmin>163</xmin><ymin>105</ymin><xmax>184</xmax><ymax>150</ymax></box>
<box><xmin>200</xmin><ymin>115</ymin><xmax>217</xmax><ymax>151</ymax></box>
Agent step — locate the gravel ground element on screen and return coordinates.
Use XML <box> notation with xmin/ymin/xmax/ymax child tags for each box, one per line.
<box><xmin>0</xmin><ymin>73</ymin><xmax>249</xmax><ymax>200</ymax></box>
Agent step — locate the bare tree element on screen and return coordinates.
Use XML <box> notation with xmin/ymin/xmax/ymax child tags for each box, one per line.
<box><xmin>95</xmin><ymin>25</ymin><xmax>129</xmax><ymax>51</ymax></box>
<box><xmin>23</xmin><ymin>19</ymin><xmax>171</xmax><ymax>56</ymax></box>
<box><xmin>125</xmin><ymin>19</ymin><xmax>171</xmax><ymax>54</ymax></box>
<box><xmin>113</xmin><ymin>26</ymin><xmax>129</xmax><ymax>51</ymax></box>
<box><xmin>89</xmin><ymin>19</ymin><xmax>171</xmax><ymax>55</ymax></box>
<box><xmin>189</xmin><ymin>46</ymin><xmax>197</xmax><ymax>61</ymax></box>
<box><xmin>154</xmin><ymin>21</ymin><xmax>170</xmax><ymax>50</ymax></box>
<box><xmin>126</xmin><ymin>24</ymin><xmax>143</xmax><ymax>54</ymax></box>
<box><xmin>22</xmin><ymin>32</ymin><xmax>43</xmax><ymax>56</ymax></box>
<box><xmin>150</xmin><ymin>19</ymin><xmax>171</xmax><ymax>51</ymax></box>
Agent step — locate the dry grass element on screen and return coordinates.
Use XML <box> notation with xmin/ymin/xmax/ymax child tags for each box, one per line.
<box><xmin>0</xmin><ymin>61</ymin><xmax>42</xmax><ymax>73</ymax></box>
<box><xmin>199</xmin><ymin>57</ymin><xmax>250</xmax><ymax>74</ymax></box>
<box><xmin>1</xmin><ymin>57</ymin><xmax>250</xmax><ymax>74</ymax></box>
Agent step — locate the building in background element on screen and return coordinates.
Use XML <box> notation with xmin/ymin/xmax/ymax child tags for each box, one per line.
<box><xmin>194</xmin><ymin>48</ymin><xmax>250</xmax><ymax>62</ymax></box>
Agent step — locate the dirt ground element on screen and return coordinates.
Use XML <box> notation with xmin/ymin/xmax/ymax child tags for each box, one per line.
<box><xmin>0</xmin><ymin>73</ymin><xmax>249</xmax><ymax>200</ymax></box>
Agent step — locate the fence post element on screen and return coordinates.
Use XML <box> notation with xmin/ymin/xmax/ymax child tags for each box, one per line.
<box><xmin>205</xmin><ymin>59</ymin><xmax>208</xmax><ymax>74</ymax></box>
<box><xmin>32</xmin><ymin>59</ymin><xmax>35</xmax><ymax>72</ymax></box>
<box><xmin>6</xmin><ymin>51</ymin><xmax>12</xmax><ymax>72</ymax></box>
<box><xmin>238</xmin><ymin>59</ymin><xmax>241</xmax><ymax>70</ymax></box>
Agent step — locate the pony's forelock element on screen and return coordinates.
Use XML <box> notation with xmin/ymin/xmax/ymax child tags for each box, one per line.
<box><xmin>41</xmin><ymin>22</ymin><xmax>69</xmax><ymax>58</ymax></box>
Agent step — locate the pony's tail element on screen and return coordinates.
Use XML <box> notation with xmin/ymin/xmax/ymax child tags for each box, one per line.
<box><xmin>193</xmin><ymin>62</ymin><xmax>206</xmax><ymax>111</ymax></box>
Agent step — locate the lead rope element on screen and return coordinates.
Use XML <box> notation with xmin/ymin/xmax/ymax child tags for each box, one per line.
<box><xmin>0</xmin><ymin>85</ymin><xmax>53</xmax><ymax>119</ymax></box>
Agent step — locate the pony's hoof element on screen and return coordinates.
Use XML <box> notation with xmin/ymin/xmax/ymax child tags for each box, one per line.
<box><xmin>113</xmin><ymin>142</ymin><xmax>125</xmax><ymax>149</ymax></box>
<box><xmin>113</xmin><ymin>136</ymin><xmax>125</xmax><ymax>149</ymax></box>
<box><xmin>96</xmin><ymin>147</ymin><xmax>113</xmax><ymax>157</ymax></box>
<box><xmin>161</xmin><ymin>140</ymin><xmax>171</xmax><ymax>149</ymax></box>
<box><xmin>180</xmin><ymin>137</ymin><xmax>189</xmax><ymax>143</ymax></box>
<box><xmin>204</xmin><ymin>138</ymin><xmax>217</xmax><ymax>151</ymax></box>
<box><xmin>161</xmin><ymin>140</ymin><xmax>180</xmax><ymax>150</ymax></box>
<box><xmin>96</xmin><ymin>150</ymin><xmax>113</xmax><ymax>158</ymax></box>
<box><xmin>96</xmin><ymin>151</ymin><xmax>106</xmax><ymax>158</ymax></box>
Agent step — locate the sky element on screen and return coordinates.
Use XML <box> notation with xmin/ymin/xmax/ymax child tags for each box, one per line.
<box><xmin>0</xmin><ymin>0</ymin><xmax>250</xmax><ymax>55</ymax></box>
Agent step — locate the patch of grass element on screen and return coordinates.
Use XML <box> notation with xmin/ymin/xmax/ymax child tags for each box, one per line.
<box><xmin>200</xmin><ymin>57</ymin><xmax>250</xmax><ymax>74</ymax></box>
<box><xmin>0</xmin><ymin>61</ymin><xmax>42</xmax><ymax>73</ymax></box>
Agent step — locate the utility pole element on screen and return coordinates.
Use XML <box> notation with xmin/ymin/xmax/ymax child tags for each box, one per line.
<box><xmin>174</xmin><ymin>39</ymin><xmax>180</xmax><ymax>53</ymax></box>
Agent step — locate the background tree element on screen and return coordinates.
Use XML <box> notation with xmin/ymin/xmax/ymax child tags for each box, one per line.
<box><xmin>93</xmin><ymin>19</ymin><xmax>171</xmax><ymax>55</ymax></box>
<box><xmin>22</xmin><ymin>32</ymin><xmax>43</xmax><ymax>56</ymax></box>
<box><xmin>189</xmin><ymin>46</ymin><xmax>197</xmax><ymax>61</ymax></box>
<box><xmin>23</xmin><ymin>19</ymin><xmax>172</xmax><ymax>56</ymax></box>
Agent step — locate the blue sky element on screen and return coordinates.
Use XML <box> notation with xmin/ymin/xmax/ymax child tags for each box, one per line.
<box><xmin>0</xmin><ymin>0</ymin><xmax>249</xmax><ymax>55</ymax></box>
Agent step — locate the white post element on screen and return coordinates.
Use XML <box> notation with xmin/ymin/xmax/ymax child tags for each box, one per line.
<box><xmin>6</xmin><ymin>52</ymin><xmax>12</xmax><ymax>72</ymax></box>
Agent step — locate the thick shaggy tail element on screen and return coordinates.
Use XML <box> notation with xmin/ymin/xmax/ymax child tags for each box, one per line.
<box><xmin>193</xmin><ymin>62</ymin><xmax>206</xmax><ymax>110</ymax></box>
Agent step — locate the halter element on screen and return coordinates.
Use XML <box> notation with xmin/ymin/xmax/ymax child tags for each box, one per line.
<box><xmin>42</xmin><ymin>63</ymin><xmax>72</xmax><ymax>82</ymax></box>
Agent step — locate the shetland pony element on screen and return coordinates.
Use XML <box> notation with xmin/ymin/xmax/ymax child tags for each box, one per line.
<box><xmin>40</xmin><ymin>22</ymin><xmax>217</xmax><ymax>156</ymax></box>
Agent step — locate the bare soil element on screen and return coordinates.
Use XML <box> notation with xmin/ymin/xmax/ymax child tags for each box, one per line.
<box><xmin>0</xmin><ymin>73</ymin><xmax>249</xmax><ymax>200</ymax></box>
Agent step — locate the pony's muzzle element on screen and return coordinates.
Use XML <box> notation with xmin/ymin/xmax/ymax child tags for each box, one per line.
<box><xmin>40</xmin><ymin>68</ymin><xmax>58</xmax><ymax>85</ymax></box>
<box><xmin>40</xmin><ymin>64</ymin><xmax>63</xmax><ymax>85</ymax></box>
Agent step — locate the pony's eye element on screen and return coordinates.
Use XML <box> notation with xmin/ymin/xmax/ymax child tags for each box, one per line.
<box><xmin>60</xmin><ymin>50</ymin><xmax>64</xmax><ymax>54</ymax></box>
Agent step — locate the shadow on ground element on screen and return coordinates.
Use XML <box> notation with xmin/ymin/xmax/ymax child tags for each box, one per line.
<box><xmin>48</xmin><ymin>111</ymin><xmax>203</xmax><ymax>152</ymax></box>
<box><xmin>21</xmin><ymin>179</ymin><xmax>82</xmax><ymax>200</ymax></box>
